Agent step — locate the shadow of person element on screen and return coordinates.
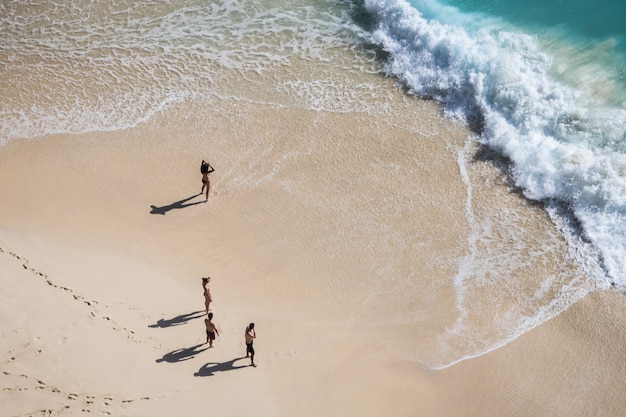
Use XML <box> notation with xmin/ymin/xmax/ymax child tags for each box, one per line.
<box><xmin>150</xmin><ymin>193</ymin><xmax>204</xmax><ymax>215</ymax></box>
<box><xmin>194</xmin><ymin>357</ymin><xmax>249</xmax><ymax>377</ymax></box>
<box><xmin>148</xmin><ymin>310</ymin><xmax>205</xmax><ymax>328</ymax></box>
<box><xmin>156</xmin><ymin>344</ymin><xmax>209</xmax><ymax>363</ymax></box>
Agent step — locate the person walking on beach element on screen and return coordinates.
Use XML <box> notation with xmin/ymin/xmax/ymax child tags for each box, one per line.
<box><xmin>202</xmin><ymin>277</ymin><xmax>212</xmax><ymax>313</ymax></box>
<box><xmin>200</xmin><ymin>160</ymin><xmax>215</xmax><ymax>202</ymax></box>
<box><xmin>204</xmin><ymin>312</ymin><xmax>219</xmax><ymax>347</ymax></box>
<box><xmin>245</xmin><ymin>323</ymin><xmax>257</xmax><ymax>367</ymax></box>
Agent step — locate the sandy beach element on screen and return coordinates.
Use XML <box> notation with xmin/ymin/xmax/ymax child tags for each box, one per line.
<box><xmin>2</xmin><ymin>97</ymin><xmax>626</xmax><ymax>417</ymax></box>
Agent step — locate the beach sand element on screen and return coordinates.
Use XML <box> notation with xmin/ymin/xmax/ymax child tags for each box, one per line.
<box><xmin>1</xmin><ymin>96</ymin><xmax>626</xmax><ymax>416</ymax></box>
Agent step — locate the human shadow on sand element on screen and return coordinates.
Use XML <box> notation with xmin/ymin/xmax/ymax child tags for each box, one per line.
<box><xmin>156</xmin><ymin>344</ymin><xmax>209</xmax><ymax>364</ymax></box>
<box><xmin>150</xmin><ymin>193</ymin><xmax>204</xmax><ymax>215</ymax></box>
<box><xmin>194</xmin><ymin>357</ymin><xmax>249</xmax><ymax>377</ymax></box>
<box><xmin>148</xmin><ymin>310</ymin><xmax>205</xmax><ymax>329</ymax></box>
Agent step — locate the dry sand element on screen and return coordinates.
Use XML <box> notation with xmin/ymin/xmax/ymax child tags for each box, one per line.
<box><xmin>1</xmin><ymin>99</ymin><xmax>626</xmax><ymax>417</ymax></box>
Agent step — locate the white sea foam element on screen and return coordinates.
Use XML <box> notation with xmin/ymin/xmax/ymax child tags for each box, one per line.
<box><xmin>0</xmin><ymin>0</ymin><xmax>372</xmax><ymax>143</ymax></box>
<box><xmin>365</xmin><ymin>0</ymin><xmax>626</xmax><ymax>288</ymax></box>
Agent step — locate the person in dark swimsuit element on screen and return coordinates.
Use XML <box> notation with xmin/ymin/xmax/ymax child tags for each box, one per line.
<box><xmin>245</xmin><ymin>323</ymin><xmax>256</xmax><ymax>367</ymax></box>
<box><xmin>200</xmin><ymin>160</ymin><xmax>215</xmax><ymax>202</ymax></box>
<box><xmin>204</xmin><ymin>312</ymin><xmax>219</xmax><ymax>347</ymax></box>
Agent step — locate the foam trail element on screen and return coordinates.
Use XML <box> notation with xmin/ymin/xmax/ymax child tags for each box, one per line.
<box><xmin>428</xmin><ymin>138</ymin><xmax>601</xmax><ymax>370</ymax></box>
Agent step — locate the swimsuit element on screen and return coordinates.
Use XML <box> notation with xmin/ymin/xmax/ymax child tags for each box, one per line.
<box><xmin>246</xmin><ymin>342</ymin><xmax>255</xmax><ymax>355</ymax></box>
<box><xmin>206</xmin><ymin>330</ymin><xmax>216</xmax><ymax>341</ymax></box>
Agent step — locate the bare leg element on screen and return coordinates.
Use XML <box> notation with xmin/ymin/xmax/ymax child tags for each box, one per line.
<box><xmin>205</xmin><ymin>182</ymin><xmax>210</xmax><ymax>202</ymax></box>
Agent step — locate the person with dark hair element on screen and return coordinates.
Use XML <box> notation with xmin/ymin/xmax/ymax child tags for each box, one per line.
<box><xmin>245</xmin><ymin>323</ymin><xmax>256</xmax><ymax>367</ymax></box>
<box><xmin>200</xmin><ymin>160</ymin><xmax>215</xmax><ymax>202</ymax></box>
<box><xmin>204</xmin><ymin>312</ymin><xmax>219</xmax><ymax>347</ymax></box>
<box><xmin>202</xmin><ymin>277</ymin><xmax>212</xmax><ymax>313</ymax></box>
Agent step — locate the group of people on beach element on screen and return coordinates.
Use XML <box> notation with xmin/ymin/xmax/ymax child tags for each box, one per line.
<box><xmin>202</xmin><ymin>276</ymin><xmax>257</xmax><ymax>367</ymax></box>
<box><xmin>199</xmin><ymin>160</ymin><xmax>257</xmax><ymax>366</ymax></box>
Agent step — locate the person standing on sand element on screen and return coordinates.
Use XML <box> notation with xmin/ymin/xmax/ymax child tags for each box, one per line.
<box><xmin>245</xmin><ymin>323</ymin><xmax>256</xmax><ymax>367</ymax></box>
<box><xmin>202</xmin><ymin>277</ymin><xmax>212</xmax><ymax>313</ymax></box>
<box><xmin>204</xmin><ymin>312</ymin><xmax>219</xmax><ymax>347</ymax></box>
<box><xmin>200</xmin><ymin>160</ymin><xmax>215</xmax><ymax>202</ymax></box>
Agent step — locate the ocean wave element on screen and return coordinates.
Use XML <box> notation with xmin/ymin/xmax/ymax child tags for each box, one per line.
<box><xmin>364</xmin><ymin>0</ymin><xmax>626</xmax><ymax>287</ymax></box>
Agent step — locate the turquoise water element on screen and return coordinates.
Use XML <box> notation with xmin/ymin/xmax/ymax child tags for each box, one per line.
<box><xmin>442</xmin><ymin>0</ymin><xmax>625</xmax><ymax>41</ymax></box>
<box><xmin>405</xmin><ymin>0</ymin><xmax>626</xmax><ymax>105</ymax></box>
<box><xmin>444</xmin><ymin>0</ymin><xmax>626</xmax><ymax>88</ymax></box>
